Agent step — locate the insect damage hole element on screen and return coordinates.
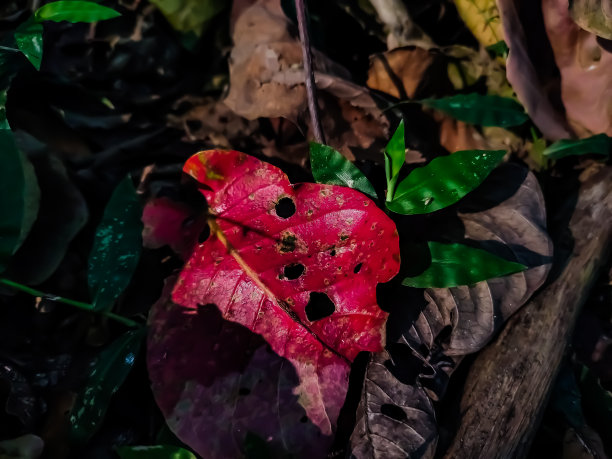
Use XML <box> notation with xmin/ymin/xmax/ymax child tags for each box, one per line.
<box><xmin>198</xmin><ymin>224</ymin><xmax>211</xmax><ymax>243</ymax></box>
<box><xmin>353</xmin><ymin>263</ymin><xmax>363</xmax><ymax>273</ymax></box>
<box><xmin>283</xmin><ymin>263</ymin><xmax>305</xmax><ymax>279</ymax></box>
<box><xmin>380</xmin><ymin>403</ymin><xmax>407</xmax><ymax>422</ymax></box>
<box><xmin>305</xmin><ymin>292</ymin><xmax>335</xmax><ymax>321</ymax></box>
<box><xmin>275</xmin><ymin>197</ymin><xmax>296</xmax><ymax>218</ymax></box>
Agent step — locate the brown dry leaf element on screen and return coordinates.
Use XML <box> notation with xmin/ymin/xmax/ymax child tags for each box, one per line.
<box><xmin>224</xmin><ymin>0</ymin><xmax>388</xmax><ymax>160</ymax></box>
<box><xmin>542</xmin><ymin>0</ymin><xmax>612</xmax><ymax>137</ymax></box>
<box><xmin>407</xmin><ymin>164</ymin><xmax>553</xmax><ymax>356</ymax></box>
<box><xmin>349</xmin><ymin>351</ymin><xmax>438</xmax><ymax>459</ymax></box>
<box><xmin>167</xmin><ymin>96</ymin><xmax>259</xmax><ymax>149</ymax></box>
<box><xmin>367</xmin><ymin>46</ymin><xmax>439</xmax><ymax>99</ymax></box>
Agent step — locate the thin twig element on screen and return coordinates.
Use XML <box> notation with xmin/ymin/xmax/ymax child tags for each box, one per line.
<box><xmin>0</xmin><ymin>278</ymin><xmax>141</xmax><ymax>328</ymax></box>
<box><xmin>295</xmin><ymin>0</ymin><xmax>325</xmax><ymax>145</ymax></box>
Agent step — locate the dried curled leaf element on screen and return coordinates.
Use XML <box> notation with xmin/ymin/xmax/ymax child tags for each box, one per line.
<box><xmin>407</xmin><ymin>164</ymin><xmax>553</xmax><ymax>356</ymax></box>
<box><xmin>349</xmin><ymin>351</ymin><xmax>437</xmax><ymax>459</ymax></box>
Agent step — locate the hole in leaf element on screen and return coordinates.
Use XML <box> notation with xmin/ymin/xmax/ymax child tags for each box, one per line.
<box><xmin>380</xmin><ymin>403</ymin><xmax>407</xmax><ymax>422</ymax></box>
<box><xmin>275</xmin><ymin>197</ymin><xmax>296</xmax><ymax>218</ymax></box>
<box><xmin>198</xmin><ymin>225</ymin><xmax>211</xmax><ymax>243</ymax></box>
<box><xmin>305</xmin><ymin>292</ymin><xmax>335</xmax><ymax>321</ymax></box>
<box><xmin>283</xmin><ymin>263</ymin><xmax>305</xmax><ymax>279</ymax></box>
<box><xmin>354</xmin><ymin>263</ymin><xmax>362</xmax><ymax>273</ymax></box>
<box><xmin>330</xmin><ymin>249</ymin><xmax>336</xmax><ymax>257</ymax></box>
<box><xmin>300</xmin><ymin>415</ymin><xmax>308</xmax><ymax>423</ymax></box>
<box><xmin>238</xmin><ymin>387</ymin><xmax>250</xmax><ymax>396</ymax></box>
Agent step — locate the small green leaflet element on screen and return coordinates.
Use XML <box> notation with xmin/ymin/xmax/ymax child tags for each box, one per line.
<box><xmin>420</xmin><ymin>94</ymin><xmax>529</xmax><ymax>127</ymax></box>
<box><xmin>14</xmin><ymin>17</ymin><xmax>43</xmax><ymax>70</ymax></box>
<box><xmin>148</xmin><ymin>0</ymin><xmax>226</xmax><ymax>37</ymax></box>
<box><xmin>386</xmin><ymin>149</ymin><xmax>505</xmax><ymax>215</ymax></box>
<box><xmin>543</xmin><ymin>133</ymin><xmax>611</xmax><ymax>160</ymax></box>
<box><xmin>35</xmin><ymin>1</ymin><xmax>121</xmax><ymax>23</ymax></box>
<box><xmin>88</xmin><ymin>176</ymin><xmax>142</xmax><ymax>311</ymax></box>
<box><xmin>0</xmin><ymin>130</ymin><xmax>40</xmax><ymax>273</ymax></box>
<box><xmin>309</xmin><ymin>142</ymin><xmax>377</xmax><ymax>199</ymax></box>
<box><xmin>403</xmin><ymin>242</ymin><xmax>527</xmax><ymax>288</ymax></box>
<box><xmin>385</xmin><ymin>120</ymin><xmax>405</xmax><ymax>181</ymax></box>
<box><xmin>70</xmin><ymin>328</ymin><xmax>145</xmax><ymax>443</ymax></box>
<box><xmin>116</xmin><ymin>445</ymin><xmax>196</xmax><ymax>459</ymax></box>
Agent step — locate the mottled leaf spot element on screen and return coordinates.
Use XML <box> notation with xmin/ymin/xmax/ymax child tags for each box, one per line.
<box><xmin>275</xmin><ymin>197</ymin><xmax>296</xmax><ymax>218</ymax></box>
<box><xmin>198</xmin><ymin>225</ymin><xmax>211</xmax><ymax>243</ymax></box>
<box><xmin>238</xmin><ymin>387</ymin><xmax>250</xmax><ymax>396</ymax></box>
<box><xmin>354</xmin><ymin>263</ymin><xmax>363</xmax><ymax>273</ymax></box>
<box><xmin>277</xmin><ymin>234</ymin><xmax>297</xmax><ymax>253</ymax></box>
<box><xmin>305</xmin><ymin>292</ymin><xmax>335</xmax><ymax>321</ymax></box>
<box><xmin>380</xmin><ymin>403</ymin><xmax>407</xmax><ymax>421</ymax></box>
<box><xmin>283</xmin><ymin>263</ymin><xmax>305</xmax><ymax>280</ymax></box>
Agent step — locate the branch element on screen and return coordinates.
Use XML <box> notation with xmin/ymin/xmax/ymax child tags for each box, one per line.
<box><xmin>294</xmin><ymin>0</ymin><xmax>325</xmax><ymax>144</ymax></box>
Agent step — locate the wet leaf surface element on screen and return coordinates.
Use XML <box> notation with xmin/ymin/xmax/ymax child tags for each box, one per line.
<box><xmin>88</xmin><ymin>176</ymin><xmax>142</xmax><ymax>311</ymax></box>
<box><xmin>387</xmin><ymin>149</ymin><xmax>506</xmax><ymax>215</ymax></box>
<box><xmin>34</xmin><ymin>1</ymin><xmax>121</xmax><ymax>23</ymax></box>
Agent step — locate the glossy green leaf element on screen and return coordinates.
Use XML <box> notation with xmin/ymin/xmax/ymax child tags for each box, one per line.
<box><xmin>88</xmin><ymin>176</ymin><xmax>142</xmax><ymax>311</ymax></box>
<box><xmin>34</xmin><ymin>1</ymin><xmax>121</xmax><ymax>23</ymax></box>
<box><xmin>387</xmin><ymin>149</ymin><xmax>505</xmax><ymax>215</ymax></box>
<box><xmin>420</xmin><ymin>94</ymin><xmax>529</xmax><ymax>127</ymax></box>
<box><xmin>0</xmin><ymin>131</ymin><xmax>40</xmax><ymax>273</ymax></box>
<box><xmin>70</xmin><ymin>328</ymin><xmax>145</xmax><ymax>443</ymax></box>
<box><xmin>14</xmin><ymin>17</ymin><xmax>43</xmax><ymax>70</ymax></box>
<box><xmin>403</xmin><ymin>241</ymin><xmax>527</xmax><ymax>288</ymax></box>
<box><xmin>116</xmin><ymin>445</ymin><xmax>196</xmax><ymax>459</ymax></box>
<box><xmin>385</xmin><ymin>120</ymin><xmax>405</xmax><ymax>180</ymax></box>
<box><xmin>309</xmin><ymin>142</ymin><xmax>377</xmax><ymax>198</ymax></box>
<box><xmin>148</xmin><ymin>0</ymin><xmax>226</xmax><ymax>36</ymax></box>
<box><xmin>543</xmin><ymin>133</ymin><xmax>611</xmax><ymax>160</ymax></box>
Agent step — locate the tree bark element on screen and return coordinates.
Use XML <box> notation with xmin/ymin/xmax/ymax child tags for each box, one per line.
<box><xmin>442</xmin><ymin>166</ymin><xmax>612</xmax><ymax>459</ymax></box>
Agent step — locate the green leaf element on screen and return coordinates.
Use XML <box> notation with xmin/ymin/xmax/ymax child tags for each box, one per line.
<box><xmin>420</xmin><ymin>94</ymin><xmax>529</xmax><ymax>127</ymax></box>
<box><xmin>486</xmin><ymin>40</ymin><xmax>509</xmax><ymax>58</ymax></box>
<box><xmin>70</xmin><ymin>328</ymin><xmax>145</xmax><ymax>443</ymax></box>
<box><xmin>387</xmin><ymin>149</ymin><xmax>505</xmax><ymax>215</ymax></box>
<box><xmin>0</xmin><ymin>130</ymin><xmax>40</xmax><ymax>273</ymax></box>
<box><xmin>543</xmin><ymin>133</ymin><xmax>611</xmax><ymax>160</ymax></box>
<box><xmin>385</xmin><ymin>120</ymin><xmax>405</xmax><ymax>180</ymax></box>
<box><xmin>402</xmin><ymin>241</ymin><xmax>527</xmax><ymax>288</ymax></box>
<box><xmin>116</xmin><ymin>445</ymin><xmax>196</xmax><ymax>459</ymax></box>
<box><xmin>148</xmin><ymin>0</ymin><xmax>226</xmax><ymax>36</ymax></box>
<box><xmin>34</xmin><ymin>1</ymin><xmax>121</xmax><ymax>23</ymax></box>
<box><xmin>14</xmin><ymin>17</ymin><xmax>43</xmax><ymax>70</ymax></box>
<box><xmin>309</xmin><ymin>142</ymin><xmax>377</xmax><ymax>199</ymax></box>
<box><xmin>88</xmin><ymin>176</ymin><xmax>142</xmax><ymax>311</ymax></box>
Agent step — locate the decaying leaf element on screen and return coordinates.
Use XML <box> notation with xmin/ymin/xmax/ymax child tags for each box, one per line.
<box><xmin>497</xmin><ymin>0</ymin><xmax>573</xmax><ymax>140</ymax></box>
<box><xmin>224</xmin><ymin>0</ymin><xmax>389</xmax><ymax>158</ymax></box>
<box><xmin>148</xmin><ymin>280</ymin><xmax>329</xmax><ymax>458</ymax></box>
<box><xmin>407</xmin><ymin>164</ymin><xmax>553</xmax><ymax>356</ymax></box>
<box><xmin>148</xmin><ymin>150</ymin><xmax>400</xmax><ymax>456</ymax></box>
<box><xmin>569</xmin><ymin>0</ymin><xmax>612</xmax><ymax>39</ymax></box>
<box><xmin>542</xmin><ymin>0</ymin><xmax>612</xmax><ymax>137</ymax></box>
<box><xmin>349</xmin><ymin>351</ymin><xmax>438</xmax><ymax>459</ymax></box>
<box><xmin>453</xmin><ymin>0</ymin><xmax>504</xmax><ymax>48</ymax></box>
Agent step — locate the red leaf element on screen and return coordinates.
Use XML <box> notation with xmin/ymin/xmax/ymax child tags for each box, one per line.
<box><xmin>148</xmin><ymin>150</ymin><xmax>400</xmax><ymax>454</ymax></box>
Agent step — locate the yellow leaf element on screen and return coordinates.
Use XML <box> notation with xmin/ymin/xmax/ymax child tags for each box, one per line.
<box><xmin>453</xmin><ymin>0</ymin><xmax>504</xmax><ymax>47</ymax></box>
